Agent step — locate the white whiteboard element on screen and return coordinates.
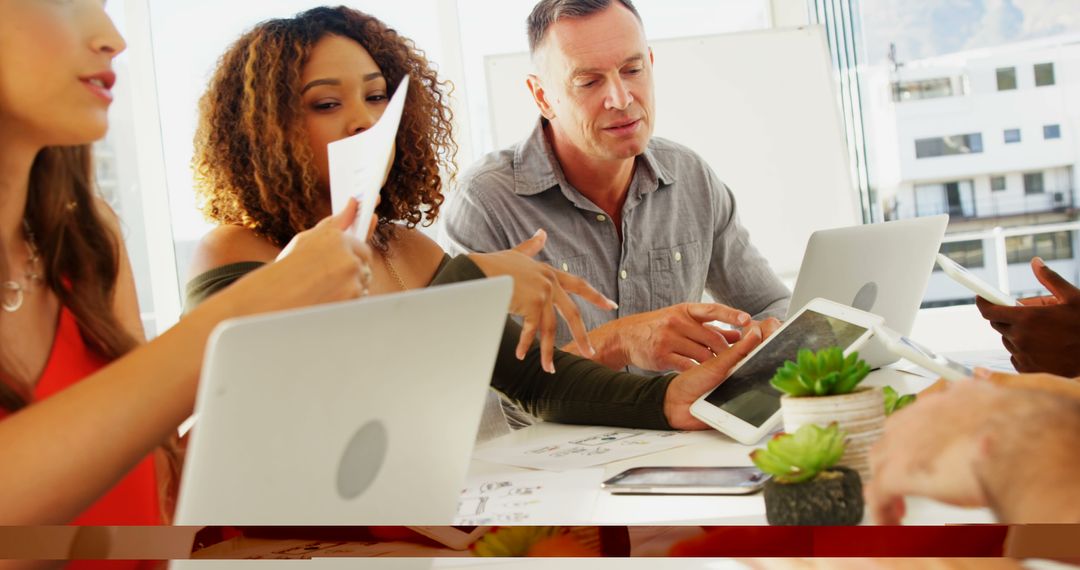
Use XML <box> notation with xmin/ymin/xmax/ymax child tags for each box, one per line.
<box><xmin>482</xmin><ymin>25</ymin><xmax>860</xmax><ymax>277</ymax></box>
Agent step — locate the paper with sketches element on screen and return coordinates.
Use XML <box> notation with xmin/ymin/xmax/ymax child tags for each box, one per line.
<box><xmin>454</xmin><ymin>469</ymin><xmax>602</xmax><ymax>525</ymax></box>
<box><xmin>473</xmin><ymin>427</ymin><xmax>711</xmax><ymax>471</ymax></box>
<box><xmin>328</xmin><ymin>75</ymin><xmax>409</xmax><ymax>236</ymax></box>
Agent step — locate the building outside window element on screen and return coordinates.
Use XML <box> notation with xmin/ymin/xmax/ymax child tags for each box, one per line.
<box><xmin>914</xmin><ymin>133</ymin><xmax>983</xmax><ymax>159</ymax></box>
<box><xmin>996</xmin><ymin>66</ymin><xmax>1017</xmax><ymax>90</ymax></box>
<box><xmin>1024</xmin><ymin>172</ymin><xmax>1045</xmax><ymax>194</ymax></box>
<box><xmin>1034</xmin><ymin>62</ymin><xmax>1055</xmax><ymax>86</ymax></box>
<box><xmin>847</xmin><ymin>0</ymin><xmax>1080</xmax><ymax>307</ymax></box>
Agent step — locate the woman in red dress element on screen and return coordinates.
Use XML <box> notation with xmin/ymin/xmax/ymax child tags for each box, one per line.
<box><xmin>0</xmin><ymin>0</ymin><xmax>376</xmax><ymax>525</ymax></box>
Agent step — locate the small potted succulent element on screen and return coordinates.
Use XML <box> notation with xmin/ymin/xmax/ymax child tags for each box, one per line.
<box><xmin>751</xmin><ymin>423</ymin><xmax>863</xmax><ymax>526</ymax></box>
<box><xmin>770</xmin><ymin>347</ymin><xmax>882</xmax><ymax>480</ymax></box>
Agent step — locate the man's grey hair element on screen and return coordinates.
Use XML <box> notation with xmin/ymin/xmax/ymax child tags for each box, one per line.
<box><xmin>526</xmin><ymin>0</ymin><xmax>643</xmax><ymax>55</ymax></box>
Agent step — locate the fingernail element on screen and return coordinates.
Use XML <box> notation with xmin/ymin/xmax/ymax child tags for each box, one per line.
<box><xmin>545</xmin><ymin>363</ymin><xmax>556</xmax><ymax>374</ymax></box>
<box><xmin>587</xmin><ymin>343</ymin><xmax>597</xmax><ymax>357</ymax></box>
<box><xmin>1033</xmin><ymin>256</ymin><xmax>1046</xmax><ymax>268</ymax></box>
<box><xmin>533</xmin><ymin>228</ymin><xmax>544</xmax><ymax>237</ymax></box>
<box><xmin>973</xmin><ymin>367</ymin><xmax>990</xmax><ymax>379</ymax></box>
<box><xmin>607</xmin><ymin>299</ymin><xmax>619</xmax><ymax>310</ymax></box>
<box><xmin>738</xmin><ymin>312</ymin><xmax>750</xmax><ymax>325</ymax></box>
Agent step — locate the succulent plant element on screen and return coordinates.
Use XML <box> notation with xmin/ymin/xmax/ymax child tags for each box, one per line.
<box><xmin>770</xmin><ymin>347</ymin><xmax>871</xmax><ymax>397</ymax></box>
<box><xmin>750</xmin><ymin>423</ymin><xmax>847</xmax><ymax>484</ymax></box>
<box><xmin>883</xmin><ymin>385</ymin><xmax>917</xmax><ymax>415</ymax></box>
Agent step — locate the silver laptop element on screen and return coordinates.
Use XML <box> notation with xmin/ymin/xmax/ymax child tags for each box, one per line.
<box><xmin>174</xmin><ymin>277</ymin><xmax>512</xmax><ymax>525</ymax></box>
<box><xmin>787</xmin><ymin>215</ymin><xmax>948</xmax><ymax>368</ymax></box>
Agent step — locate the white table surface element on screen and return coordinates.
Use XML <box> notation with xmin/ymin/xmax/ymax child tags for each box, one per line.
<box><xmin>469</xmin><ymin>303</ymin><xmax>1009</xmax><ymax>527</ymax></box>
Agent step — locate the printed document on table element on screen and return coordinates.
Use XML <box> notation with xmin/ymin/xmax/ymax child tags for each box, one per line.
<box><xmin>473</xmin><ymin>426</ymin><xmax>712</xmax><ymax>471</ymax></box>
<box><xmin>327</xmin><ymin>75</ymin><xmax>409</xmax><ymax>236</ymax></box>
<box><xmin>454</xmin><ymin>468</ymin><xmax>603</xmax><ymax>525</ymax></box>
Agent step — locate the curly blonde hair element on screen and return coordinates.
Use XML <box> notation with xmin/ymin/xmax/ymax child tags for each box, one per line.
<box><xmin>193</xmin><ymin>6</ymin><xmax>456</xmax><ymax>248</ymax></box>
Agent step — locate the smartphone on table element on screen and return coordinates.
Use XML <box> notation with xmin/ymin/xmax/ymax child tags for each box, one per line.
<box><xmin>602</xmin><ymin>466</ymin><xmax>769</xmax><ymax>495</ymax></box>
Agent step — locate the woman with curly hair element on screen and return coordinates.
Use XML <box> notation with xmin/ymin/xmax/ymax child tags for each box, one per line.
<box><xmin>0</xmin><ymin>0</ymin><xmax>372</xmax><ymax>524</ymax></box>
<box><xmin>186</xmin><ymin>5</ymin><xmax>762</xmax><ymax>431</ymax></box>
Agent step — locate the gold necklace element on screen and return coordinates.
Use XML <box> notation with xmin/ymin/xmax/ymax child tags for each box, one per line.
<box><xmin>2</xmin><ymin>220</ymin><xmax>43</xmax><ymax>313</ymax></box>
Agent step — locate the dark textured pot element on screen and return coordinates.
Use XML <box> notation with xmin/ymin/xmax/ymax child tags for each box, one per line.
<box><xmin>763</xmin><ymin>466</ymin><xmax>864</xmax><ymax>525</ymax></box>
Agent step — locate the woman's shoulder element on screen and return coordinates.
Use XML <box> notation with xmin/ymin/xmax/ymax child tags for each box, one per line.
<box><xmin>385</xmin><ymin>225</ymin><xmax>449</xmax><ymax>283</ymax></box>
<box><xmin>187</xmin><ymin>225</ymin><xmax>280</xmax><ymax>281</ymax></box>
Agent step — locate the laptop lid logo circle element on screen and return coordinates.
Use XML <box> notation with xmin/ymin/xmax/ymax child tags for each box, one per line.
<box><xmin>852</xmin><ymin>282</ymin><xmax>878</xmax><ymax>312</ymax></box>
<box><xmin>336</xmin><ymin>420</ymin><xmax>389</xmax><ymax>499</ymax></box>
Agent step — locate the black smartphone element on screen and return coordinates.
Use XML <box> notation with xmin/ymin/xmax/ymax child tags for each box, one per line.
<box><xmin>601</xmin><ymin>466</ymin><xmax>769</xmax><ymax>495</ymax></box>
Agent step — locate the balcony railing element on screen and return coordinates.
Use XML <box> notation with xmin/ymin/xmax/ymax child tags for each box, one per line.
<box><xmin>889</xmin><ymin>190</ymin><xmax>1076</xmax><ymax>221</ymax></box>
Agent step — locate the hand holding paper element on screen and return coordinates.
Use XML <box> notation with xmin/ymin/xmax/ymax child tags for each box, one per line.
<box><xmin>328</xmin><ymin>75</ymin><xmax>410</xmax><ymax>237</ymax></box>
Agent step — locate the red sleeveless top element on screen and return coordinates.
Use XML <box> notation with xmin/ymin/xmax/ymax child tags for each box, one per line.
<box><xmin>1</xmin><ymin>306</ymin><xmax>161</xmax><ymax>525</ymax></box>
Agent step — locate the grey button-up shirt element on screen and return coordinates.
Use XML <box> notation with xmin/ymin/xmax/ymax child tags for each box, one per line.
<box><xmin>442</xmin><ymin>119</ymin><xmax>790</xmax><ymax>368</ymax></box>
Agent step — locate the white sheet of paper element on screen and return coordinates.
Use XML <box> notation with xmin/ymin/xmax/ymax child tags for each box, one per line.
<box><xmin>454</xmin><ymin>468</ymin><xmax>603</xmax><ymax>525</ymax></box>
<box><xmin>944</xmin><ymin>349</ymin><xmax>1017</xmax><ymax>374</ymax></box>
<box><xmin>472</xmin><ymin>427</ymin><xmax>711</xmax><ymax>471</ymax></box>
<box><xmin>327</xmin><ymin>75</ymin><xmax>410</xmax><ymax>236</ymax></box>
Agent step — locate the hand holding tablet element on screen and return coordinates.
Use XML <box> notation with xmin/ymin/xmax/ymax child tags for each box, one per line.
<box><xmin>688</xmin><ymin>298</ymin><xmax>883</xmax><ymax>445</ymax></box>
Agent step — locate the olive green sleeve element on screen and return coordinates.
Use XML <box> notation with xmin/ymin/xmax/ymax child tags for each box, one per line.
<box><xmin>430</xmin><ymin>254</ymin><xmax>676</xmax><ymax>430</ymax></box>
<box><xmin>183</xmin><ymin>261</ymin><xmax>266</xmax><ymax>314</ymax></box>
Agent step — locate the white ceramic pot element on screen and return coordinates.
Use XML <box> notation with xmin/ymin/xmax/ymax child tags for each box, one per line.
<box><xmin>779</xmin><ymin>387</ymin><xmax>886</xmax><ymax>481</ymax></box>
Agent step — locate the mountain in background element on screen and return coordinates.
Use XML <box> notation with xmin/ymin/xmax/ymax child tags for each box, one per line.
<box><xmin>859</xmin><ymin>0</ymin><xmax>1080</xmax><ymax>65</ymax></box>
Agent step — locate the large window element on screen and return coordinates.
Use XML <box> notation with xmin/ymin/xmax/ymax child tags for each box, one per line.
<box><xmin>914</xmin><ymin>134</ymin><xmax>983</xmax><ymax>159</ymax></box>
<box><xmin>1035</xmin><ymin>62</ymin><xmax>1056</xmax><ymax>86</ymax></box>
<box><xmin>837</xmin><ymin>0</ymin><xmax>1080</xmax><ymax>307</ymax></box>
<box><xmin>1006</xmin><ymin>231</ymin><xmax>1074</xmax><ymax>264</ymax></box>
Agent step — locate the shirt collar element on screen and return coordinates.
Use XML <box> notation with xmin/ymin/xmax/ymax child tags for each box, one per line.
<box><xmin>511</xmin><ymin>117</ymin><xmax>676</xmax><ymax>199</ymax></box>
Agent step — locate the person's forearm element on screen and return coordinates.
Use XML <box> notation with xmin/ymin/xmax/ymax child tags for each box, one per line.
<box><xmin>560</xmin><ymin>322</ymin><xmax>628</xmax><ymax>370</ymax></box>
<box><xmin>431</xmin><ymin>255</ymin><xmax>672</xmax><ymax>429</ymax></box>
<box><xmin>495</xmin><ymin>319</ymin><xmax>672</xmax><ymax>429</ymax></box>
<box><xmin>0</xmin><ymin>272</ymin><xmax>267</xmax><ymax>524</ymax></box>
<box><xmin>974</xmin><ymin>394</ymin><xmax>1080</xmax><ymax>523</ymax></box>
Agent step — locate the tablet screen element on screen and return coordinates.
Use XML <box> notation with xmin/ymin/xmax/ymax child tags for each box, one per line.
<box><xmin>704</xmin><ymin>309</ymin><xmax>869</xmax><ymax>427</ymax></box>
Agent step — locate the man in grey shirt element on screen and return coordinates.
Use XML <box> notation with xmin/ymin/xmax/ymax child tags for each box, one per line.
<box><xmin>442</xmin><ymin>0</ymin><xmax>790</xmax><ymax>375</ymax></box>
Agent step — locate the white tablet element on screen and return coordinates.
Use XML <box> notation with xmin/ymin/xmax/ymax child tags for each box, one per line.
<box><xmin>689</xmin><ymin>298</ymin><xmax>883</xmax><ymax>445</ymax></box>
<box><xmin>935</xmin><ymin>253</ymin><xmax>1019</xmax><ymax>307</ymax></box>
<box><xmin>872</xmin><ymin>324</ymin><xmax>973</xmax><ymax>382</ymax></box>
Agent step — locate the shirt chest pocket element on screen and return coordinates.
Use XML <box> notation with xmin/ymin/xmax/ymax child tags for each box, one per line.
<box><xmin>649</xmin><ymin>240</ymin><xmax>703</xmax><ymax>310</ymax></box>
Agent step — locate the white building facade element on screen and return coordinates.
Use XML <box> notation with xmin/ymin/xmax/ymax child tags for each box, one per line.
<box><xmin>863</xmin><ymin>35</ymin><xmax>1080</xmax><ymax>305</ymax></box>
